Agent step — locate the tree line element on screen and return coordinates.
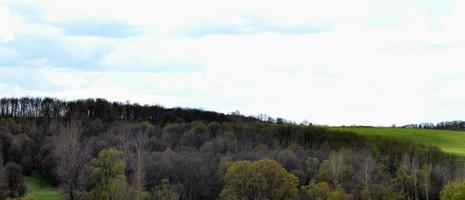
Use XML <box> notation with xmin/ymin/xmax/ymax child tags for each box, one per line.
<box><xmin>404</xmin><ymin>121</ymin><xmax>465</xmax><ymax>132</ymax></box>
<box><xmin>0</xmin><ymin>97</ymin><xmax>463</xmax><ymax>199</ymax></box>
<box><xmin>0</xmin><ymin>97</ymin><xmax>260</xmax><ymax>126</ymax></box>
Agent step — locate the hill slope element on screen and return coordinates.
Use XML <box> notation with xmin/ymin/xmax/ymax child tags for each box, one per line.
<box><xmin>332</xmin><ymin>127</ymin><xmax>465</xmax><ymax>156</ymax></box>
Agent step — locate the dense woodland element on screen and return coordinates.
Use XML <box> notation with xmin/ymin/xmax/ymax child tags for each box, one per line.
<box><xmin>0</xmin><ymin>97</ymin><xmax>464</xmax><ymax>200</ymax></box>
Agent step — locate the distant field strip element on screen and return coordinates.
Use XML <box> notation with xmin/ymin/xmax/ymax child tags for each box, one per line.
<box><xmin>331</xmin><ymin>127</ymin><xmax>465</xmax><ymax>156</ymax></box>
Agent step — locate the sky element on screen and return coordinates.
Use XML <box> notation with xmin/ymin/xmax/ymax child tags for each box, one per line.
<box><xmin>0</xmin><ymin>0</ymin><xmax>465</xmax><ymax>126</ymax></box>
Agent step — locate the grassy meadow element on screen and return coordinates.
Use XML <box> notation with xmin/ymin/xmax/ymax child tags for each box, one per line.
<box><xmin>332</xmin><ymin>127</ymin><xmax>465</xmax><ymax>157</ymax></box>
<box><xmin>22</xmin><ymin>172</ymin><xmax>62</xmax><ymax>200</ymax></box>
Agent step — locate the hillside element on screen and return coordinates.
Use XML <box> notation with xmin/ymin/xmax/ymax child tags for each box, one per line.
<box><xmin>332</xmin><ymin>127</ymin><xmax>465</xmax><ymax>156</ymax></box>
<box><xmin>0</xmin><ymin>97</ymin><xmax>461</xmax><ymax>199</ymax></box>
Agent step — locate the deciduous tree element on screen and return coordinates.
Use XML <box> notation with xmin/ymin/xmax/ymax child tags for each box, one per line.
<box><xmin>87</xmin><ymin>148</ymin><xmax>126</xmax><ymax>200</ymax></box>
<box><xmin>53</xmin><ymin>121</ymin><xmax>88</xmax><ymax>200</ymax></box>
<box><xmin>440</xmin><ymin>180</ymin><xmax>465</xmax><ymax>200</ymax></box>
<box><xmin>421</xmin><ymin>163</ymin><xmax>433</xmax><ymax>200</ymax></box>
<box><xmin>329</xmin><ymin>151</ymin><xmax>345</xmax><ymax>185</ymax></box>
<box><xmin>220</xmin><ymin>158</ymin><xmax>298</xmax><ymax>200</ymax></box>
<box><xmin>4</xmin><ymin>162</ymin><xmax>25</xmax><ymax>198</ymax></box>
<box><xmin>149</xmin><ymin>179</ymin><xmax>180</xmax><ymax>200</ymax></box>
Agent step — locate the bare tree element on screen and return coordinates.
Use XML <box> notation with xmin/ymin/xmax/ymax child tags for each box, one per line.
<box><xmin>4</xmin><ymin>162</ymin><xmax>25</xmax><ymax>197</ymax></box>
<box><xmin>411</xmin><ymin>157</ymin><xmax>418</xmax><ymax>200</ymax></box>
<box><xmin>433</xmin><ymin>164</ymin><xmax>451</xmax><ymax>188</ymax></box>
<box><xmin>53</xmin><ymin>120</ymin><xmax>88</xmax><ymax>200</ymax></box>
<box><xmin>118</xmin><ymin>124</ymin><xmax>135</xmax><ymax>183</ymax></box>
<box><xmin>133</xmin><ymin>130</ymin><xmax>148</xmax><ymax>191</ymax></box>
<box><xmin>362</xmin><ymin>153</ymin><xmax>375</xmax><ymax>188</ymax></box>
<box><xmin>117</xmin><ymin>123</ymin><xmax>148</xmax><ymax>191</ymax></box>
<box><xmin>116</xmin><ymin>122</ymin><xmax>132</xmax><ymax>167</ymax></box>
<box><xmin>329</xmin><ymin>150</ymin><xmax>344</xmax><ymax>185</ymax></box>
<box><xmin>421</xmin><ymin>163</ymin><xmax>432</xmax><ymax>200</ymax></box>
<box><xmin>0</xmin><ymin>145</ymin><xmax>7</xmax><ymax>199</ymax></box>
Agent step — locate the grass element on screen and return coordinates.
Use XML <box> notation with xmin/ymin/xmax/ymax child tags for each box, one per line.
<box><xmin>22</xmin><ymin>172</ymin><xmax>62</xmax><ymax>200</ymax></box>
<box><xmin>331</xmin><ymin>127</ymin><xmax>465</xmax><ymax>157</ymax></box>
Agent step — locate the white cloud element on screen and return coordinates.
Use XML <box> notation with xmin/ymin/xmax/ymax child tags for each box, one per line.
<box><xmin>0</xmin><ymin>6</ymin><xmax>15</xmax><ymax>42</ymax></box>
<box><xmin>1</xmin><ymin>0</ymin><xmax>465</xmax><ymax>125</ymax></box>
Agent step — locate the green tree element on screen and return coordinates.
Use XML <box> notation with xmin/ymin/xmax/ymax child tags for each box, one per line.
<box><xmin>301</xmin><ymin>181</ymin><xmax>331</xmax><ymax>200</ymax></box>
<box><xmin>360</xmin><ymin>187</ymin><xmax>372</xmax><ymax>200</ymax></box>
<box><xmin>329</xmin><ymin>185</ymin><xmax>353</xmax><ymax>200</ymax></box>
<box><xmin>317</xmin><ymin>160</ymin><xmax>332</xmax><ymax>183</ymax></box>
<box><xmin>304</xmin><ymin>157</ymin><xmax>320</xmax><ymax>182</ymax></box>
<box><xmin>440</xmin><ymin>180</ymin><xmax>465</xmax><ymax>200</ymax></box>
<box><xmin>149</xmin><ymin>179</ymin><xmax>180</xmax><ymax>200</ymax></box>
<box><xmin>220</xmin><ymin>158</ymin><xmax>298</xmax><ymax>200</ymax></box>
<box><xmin>301</xmin><ymin>181</ymin><xmax>352</xmax><ymax>200</ymax></box>
<box><xmin>180</xmin><ymin>123</ymin><xmax>209</xmax><ymax>148</ymax></box>
<box><xmin>86</xmin><ymin>148</ymin><xmax>127</xmax><ymax>200</ymax></box>
<box><xmin>369</xmin><ymin>182</ymin><xmax>404</xmax><ymax>200</ymax></box>
<box><xmin>393</xmin><ymin>163</ymin><xmax>412</xmax><ymax>197</ymax></box>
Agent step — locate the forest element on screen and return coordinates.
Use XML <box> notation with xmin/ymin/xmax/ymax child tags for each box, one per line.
<box><xmin>0</xmin><ymin>97</ymin><xmax>464</xmax><ymax>200</ymax></box>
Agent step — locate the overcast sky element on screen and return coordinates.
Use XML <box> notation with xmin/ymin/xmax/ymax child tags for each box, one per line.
<box><xmin>1</xmin><ymin>0</ymin><xmax>465</xmax><ymax>126</ymax></box>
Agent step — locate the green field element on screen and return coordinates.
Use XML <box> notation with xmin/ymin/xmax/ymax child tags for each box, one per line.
<box><xmin>331</xmin><ymin>127</ymin><xmax>465</xmax><ymax>157</ymax></box>
<box><xmin>23</xmin><ymin>172</ymin><xmax>62</xmax><ymax>200</ymax></box>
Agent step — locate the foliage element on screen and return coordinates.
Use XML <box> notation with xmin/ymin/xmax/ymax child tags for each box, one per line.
<box><xmin>149</xmin><ymin>179</ymin><xmax>180</xmax><ymax>200</ymax></box>
<box><xmin>220</xmin><ymin>158</ymin><xmax>298</xmax><ymax>200</ymax></box>
<box><xmin>440</xmin><ymin>180</ymin><xmax>465</xmax><ymax>200</ymax></box>
<box><xmin>301</xmin><ymin>181</ymin><xmax>352</xmax><ymax>200</ymax></box>
<box><xmin>86</xmin><ymin>148</ymin><xmax>126</xmax><ymax>200</ymax></box>
<box><xmin>0</xmin><ymin>97</ymin><xmax>461</xmax><ymax>199</ymax></box>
